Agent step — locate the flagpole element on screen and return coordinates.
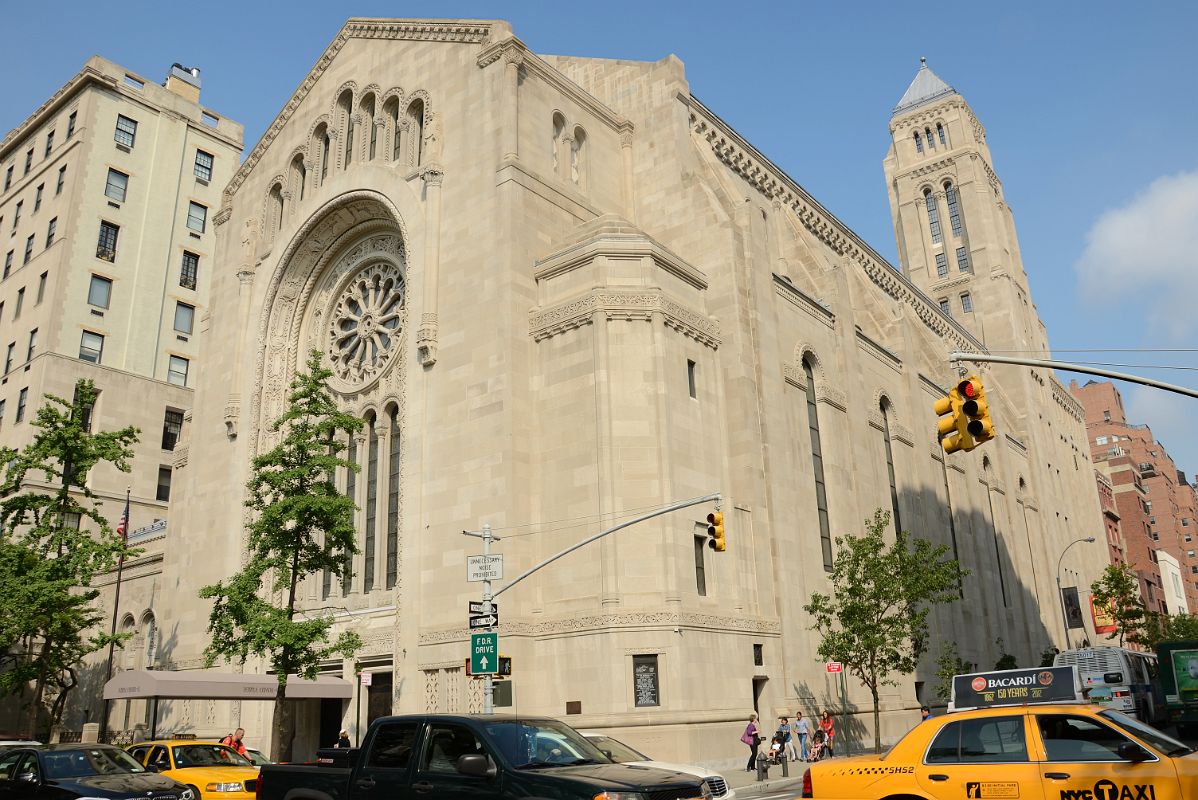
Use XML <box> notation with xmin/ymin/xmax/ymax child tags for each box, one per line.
<box><xmin>99</xmin><ymin>487</ymin><xmax>130</xmax><ymax>742</ymax></box>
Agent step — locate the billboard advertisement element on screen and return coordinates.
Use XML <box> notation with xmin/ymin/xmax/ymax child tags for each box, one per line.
<box><xmin>952</xmin><ymin>666</ymin><xmax>1080</xmax><ymax>710</ymax></box>
<box><xmin>1091</xmin><ymin>597</ymin><xmax>1117</xmax><ymax>635</ymax></box>
<box><xmin>1171</xmin><ymin>649</ymin><xmax>1198</xmax><ymax>700</ymax></box>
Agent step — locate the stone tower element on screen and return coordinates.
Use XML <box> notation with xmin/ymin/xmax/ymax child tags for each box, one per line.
<box><xmin>884</xmin><ymin>58</ymin><xmax>1048</xmax><ymax>355</ymax></box>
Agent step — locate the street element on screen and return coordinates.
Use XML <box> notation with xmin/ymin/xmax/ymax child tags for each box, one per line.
<box><xmin>734</xmin><ymin>778</ymin><xmax>805</xmax><ymax>800</ymax></box>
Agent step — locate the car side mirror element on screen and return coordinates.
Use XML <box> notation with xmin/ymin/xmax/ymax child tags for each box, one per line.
<box><xmin>456</xmin><ymin>754</ymin><xmax>496</xmax><ymax>778</ymax></box>
<box><xmin>1118</xmin><ymin>742</ymin><xmax>1152</xmax><ymax>762</ymax></box>
<box><xmin>602</xmin><ymin>749</ymin><xmax>614</xmax><ymax>762</ymax></box>
<box><xmin>17</xmin><ymin>773</ymin><xmax>38</xmax><ymax>784</ymax></box>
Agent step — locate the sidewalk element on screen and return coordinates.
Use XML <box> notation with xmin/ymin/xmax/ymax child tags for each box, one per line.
<box><xmin>723</xmin><ymin>759</ymin><xmax>808</xmax><ymax>792</ymax></box>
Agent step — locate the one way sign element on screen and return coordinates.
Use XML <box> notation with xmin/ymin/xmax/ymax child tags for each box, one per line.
<box><xmin>469</xmin><ymin>613</ymin><xmax>499</xmax><ymax>630</ymax></box>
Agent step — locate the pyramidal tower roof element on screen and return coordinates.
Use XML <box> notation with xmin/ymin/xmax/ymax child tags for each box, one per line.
<box><xmin>892</xmin><ymin>57</ymin><xmax>956</xmax><ymax>116</ymax></box>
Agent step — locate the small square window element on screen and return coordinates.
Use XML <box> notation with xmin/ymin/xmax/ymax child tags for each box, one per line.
<box><xmin>186</xmin><ymin>202</ymin><xmax>207</xmax><ymax>233</ymax></box>
<box><xmin>79</xmin><ymin>331</ymin><xmax>103</xmax><ymax>364</ymax></box>
<box><xmin>105</xmin><ymin>169</ymin><xmax>128</xmax><ymax>202</ymax></box>
<box><xmin>88</xmin><ymin>275</ymin><xmax>112</xmax><ymax>308</ymax></box>
<box><xmin>114</xmin><ymin>115</ymin><xmax>138</xmax><ymax>148</ymax></box>
<box><xmin>194</xmin><ymin>150</ymin><xmax>214</xmax><ymax>182</ymax></box>
<box><xmin>45</xmin><ymin>218</ymin><xmax>57</xmax><ymax>248</ymax></box>
<box><xmin>173</xmin><ymin>302</ymin><xmax>195</xmax><ymax>334</ymax></box>
<box><xmin>167</xmin><ymin>355</ymin><xmax>189</xmax><ymax>387</ymax></box>
<box><xmin>180</xmin><ymin>251</ymin><xmax>199</xmax><ymax>289</ymax></box>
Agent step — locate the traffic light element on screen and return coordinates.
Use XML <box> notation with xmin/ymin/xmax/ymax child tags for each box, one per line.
<box><xmin>706</xmin><ymin>511</ymin><xmax>726</xmax><ymax>552</ymax></box>
<box><xmin>933</xmin><ymin>386</ymin><xmax>973</xmax><ymax>454</ymax></box>
<box><xmin>958</xmin><ymin>375</ymin><xmax>995</xmax><ymax>447</ymax></box>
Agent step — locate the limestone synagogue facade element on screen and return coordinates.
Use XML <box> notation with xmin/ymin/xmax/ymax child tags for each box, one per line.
<box><xmin>152</xmin><ymin>19</ymin><xmax>1108</xmax><ymax>761</ymax></box>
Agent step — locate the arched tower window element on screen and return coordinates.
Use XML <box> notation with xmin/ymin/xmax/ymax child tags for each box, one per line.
<box><xmin>803</xmin><ymin>357</ymin><xmax>833</xmax><ymax>571</ymax></box>
<box><xmin>924</xmin><ymin>189</ymin><xmax>942</xmax><ymax>244</ymax></box>
<box><xmin>360</xmin><ymin>93</ymin><xmax>378</xmax><ymax>161</ymax></box>
<box><xmin>387</xmin><ymin>406</ymin><xmax>400</xmax><ymax>589</ymax></box>
<box><xmin>914</xmin><ymin>130</ymin><xmax>923</xmax><ymax>154</ymax></box>
<box><xmin>945</xmin><ymin>181</ymin><xmax>964</xmax><ymax>238</ymax></box>
<box><xmin>268</xmin><ymin>183</ymin><xmax>284</xmax><ymax>243</ymax></box>
<box><xmin>141</xmin><ymin>611</ymin><xmax>157</xmax><ymax>668</ymax></box>
<box><xmin>364</xmin><ymin>413</ymin><xmax>378</xmax><ymax>593</ymax></box>
<box><xmin>937</xmin><ymin>122</ymin><xmax>947</xmax><ymax>147</ymax></box>
<box><xmin>406</xmin><ymin>99</ymin><xmax>425</xmax><ymax>167</ymax></box>
<box><xmin>290</xmin><ymin>155</ymin><xmax>306</xmax><ymax>202</ymax></box>
<box><xmin>925</xmin><ymin>126</ymin><xmax>935</xmax><ymax>148</ymax></box>
<box><xmin>570</xmin><ymin>126</ymin><xmax>586</xmax><ymax>187</ymax></box>
<box><xmin>338</xmin><ymin>90</ymin><xmax>354</xmax><ymax>168</ymax></box>
<box><xmin>343</xmin><ymin>434</ymin><xmax>357</xmax><ymax>597</ymax></box>
<box><xmin>384</xmin><ymin>97</ymin><xmax>402</xmax><ymax>162</ymax></box>
<box><xmin>880</xmin><ymin>398</ymin><xmax>901</xmax><ymax>533</ymax></box>
<box><xmin>312</xmin><ymin>122</ymin><xmax>330</xmax><ymax>184</ymax></box>
<box><xmin>552</xmin><ymin>113</ymin><xmax>566</xmax><ymax>177</ymax></box>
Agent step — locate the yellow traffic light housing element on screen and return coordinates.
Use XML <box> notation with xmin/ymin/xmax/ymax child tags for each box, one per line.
<box><xmin>958</xmin><ymin>375</ymin><xmax>995</xmax><ymax>447</ymax></box>
<box><xmin>707</xmin><ymin>511</ymin><xmax>726</xmax><ymax>552</ymax></box>
<box><xmin>933</xmin><ymin>387</ymin><xmax>973</xmax><ymax>454</ymax></box>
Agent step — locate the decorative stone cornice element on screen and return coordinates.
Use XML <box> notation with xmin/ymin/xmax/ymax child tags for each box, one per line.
<box><xmin>529</xmin><ymin>288</ymin><xmax>720</xmax><ymax>348</ymax></box>
<box><xmin>1051</xmin><ymin>375</ymin><xmax>1085</xmax><ymax>423</ymax></box>
<box><xmin>213</xmin><ymin>207</ymin><xmax>233</xmax><ymax>227</ymax></box>
<box><xmin>1005</xmin><ymin>433</ymin><xmax>1028</xmax><ymax>456</ymax></box>
<box><xmin>856</xmin><ymin>329</ymin><xmax>903</xmax><ymax>374</ymax></box>
<box><xmin>534</xmin><ymin>215</ymin><xmax>708</xmax><ymax>290</ymax></box>
<box><xmin>418</xmin><ymin>610</ymin><xmax>780</xmax><ymax>643</ymax></box>
<box><xmin>930</xmin><ymin>274</ymin><xmax>973</xmax><ymax>294</ymax></box>
<box><xmin>773</xmin><ymin>274</ymin><xmax>834</xmax><ymax>329</ymax></box>
<box><xmin>816</xmin><ymin>385</ymin><xmax>848</xmax><ymax>413</ymax></box>
<box><xmin>919</xmin><ymin>373</ymin><xmax>949</xmax><ymax>398</ymax></box>
<box><xmin>783</xmin><ymin>363</ymin><xmax>805</xmax><ymax>390</ymax></box>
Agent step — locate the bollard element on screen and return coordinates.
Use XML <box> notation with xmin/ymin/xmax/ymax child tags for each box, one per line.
<box><xmin>756</xmin><ymin>751</ymin><xmax>769</xmax><ymax>781</ymax></box>
<box><xmin>780</xmin><ymin>753</ymin><xmax>789</xmax><ymax>778</ymax></box>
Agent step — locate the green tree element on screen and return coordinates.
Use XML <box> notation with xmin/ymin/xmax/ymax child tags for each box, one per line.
<box><xmin>934</xmin><ymin>641</ymin><xmax>972</xmax><ymax>703</ymax></box>
<box><xmin>805</xmin><ymin>509</ymin><xmax>967</xmax><ymax>753</ymax></box>
<box><xmin>993</xmin><ymin>637</ymin><xmax>1018</xmax><ymax>671</ymax></box>
<box><xmin>201</xmin><ymin>350</ymin><xmax>363</xmax><ymax>762</ymax></box>
<box><xmin>1136</xmin><ymin>612</ymin><xmax>1198</xmax><ymax>651</ymax></box>
<box><xmin>0</xmin><ymin>380</ymin><xmax>138</xmax><ymax>737</ymax></box>
<box><xmin>1090</xmin><ymin>563</ymin><xmax>1145</xmax><ymax>648</ymax></box>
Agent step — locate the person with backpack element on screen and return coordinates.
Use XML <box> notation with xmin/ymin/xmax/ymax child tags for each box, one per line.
<box><xmin>221</xmin><ymin>728</ymin><xmax>248</xmax><ymax>757</ymax></box>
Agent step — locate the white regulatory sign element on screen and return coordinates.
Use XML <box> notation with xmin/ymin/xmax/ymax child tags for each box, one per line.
<box><xmin>467</xmin><ymin>554</ymin><xmax>504</xmax><ymax>582</ymax></box>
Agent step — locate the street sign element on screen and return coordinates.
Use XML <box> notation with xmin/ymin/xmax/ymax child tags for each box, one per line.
<box><xmin>467</xmin><ymin>554</ymin><xmax>504</xmax><ymax>582</ymax></box>
<box><xmin>469</xmin><ymin>600</ymin><xmax>496</xmax><ymax>615</ymax></box>
<box><xmin>360</xmin><ymin>672</ymin><xmax>373</xmax><ymax>686</ymax></box>
<box><xmin>469</xmin><ymin>613</ymin><xmax>500</xmax><ymax>630</ymax></box>
<box><xmin>826</xmin><ymin>661</ymin><xmax>843</xmax><ymax>674</ymax></box>
<box><xmin>471</xmin><ymin>632</ymin><xmax>498</xmax><ymax>674</ymax></box>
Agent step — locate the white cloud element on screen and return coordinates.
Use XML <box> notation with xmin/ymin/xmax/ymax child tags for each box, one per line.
<box><xmin>1123</xmin><ymin>386</ymin><xmax>1198</xmax><ymax>482</ymax></box>
<box><xmin>1075</xmin><ymin>169</ymin><xmax>1198</xmax><ymax>340</ymax></box>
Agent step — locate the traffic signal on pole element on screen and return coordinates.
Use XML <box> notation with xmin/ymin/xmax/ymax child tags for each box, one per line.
<box><xmin>707</xmin><ymin>511</ymin><xmax>726</xmax><ymax>552</ymax></box>
<box><xmin>933</xmin><ymin>386</ymin><xmax>973</xmax><ymax>454</ymax></box>
<box><xmin>958</xmin><ymin>375</ymin><xmax>995</xmax><ymax>446</ymax></box>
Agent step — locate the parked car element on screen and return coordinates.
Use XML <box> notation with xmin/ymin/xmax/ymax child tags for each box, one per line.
<box><xmin>126</xmin><ymin>741</ymin><xmax>258</xmax><ymax>800</ymax></box>
<box><xmin>581</xmin><ymin>731</ymin><xmax>735</xmax><ymax>799</ymax></box>
<box><xmin>242</xmin><ymin>749</ymin><xmax>271</xmax><ymax>767</ymax></box>
<box><xmin>258</xmin><ymin>714</ymin><xmax>711</xmax><ymax>800</ymax></box>
<box><xmin>0</xmin><ymin>743</ymin><xmax>194</xmax><ymax>800</ymax></box>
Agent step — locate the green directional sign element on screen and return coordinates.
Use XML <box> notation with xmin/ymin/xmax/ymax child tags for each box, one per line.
<box><xmin>471</xmin><ymin>632</ymin><xmax>498</xmax><ymax>675</ymax></box>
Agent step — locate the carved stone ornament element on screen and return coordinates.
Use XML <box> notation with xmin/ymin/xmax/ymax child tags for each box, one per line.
<box><xmin>327</xmin><ymin>261</ymin><xmax>406</xmax><ymax>389</ymax></box>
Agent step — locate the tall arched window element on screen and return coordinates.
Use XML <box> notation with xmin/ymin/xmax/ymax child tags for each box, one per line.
<box><xmin>880</xmin><ymin>398</ymin><xmax>901</xmax><ymax>533</ymax></box>
<box><xmin>384</xmin><ymin>97</ymin><xmax>402</xmax><ymax>162</ymax></box>
<box><xmin>925</xmin><ymin>189</ymin><xmax>942</xmax><ymax>244</ymax></box>
<box><xmin>570</xmin><ymin>126</ymin><xmax>586</xmax><ymax>187</ymax></box>
<box><xmin>803</xmin><ymin>357</ymin><xmax>833</xmax><ymax>570</ymax></box>
<box><xmin>360</xmin><ymin>94</ymin><xmax>378</xmax><ymax>161</ymax></box>
<box><xmin>982</xmin><ymin>456</ymin><xmax>1010</xmax><ymax>608</ymax></box>
<box><xmin>268</xmin><ymin>183</ymin><xmax>284</xmax><ymax>241</ymax></box>
<box><xmin>552</xmin><ymin>113</ymin><xmax>566</xmax><ymax>176</ymax></box>
<box><xmin>937</xmin><ymin>122</ymin><xmax>947</xmax><ymax>146</ymax></box>
<box><xmin>338</xmin><ymin>90</ymin><xmax>354</xmax><ymax>167</ymax></box>
<box><xmin>312</xmin><ymin>122</ymin><xmax>330</xmax><ymax>184</ymax></box>
<box><xmin>290</xmin><ymin>155</ymin><xmax>306</xmax><ymax>202</ymax></box>
<box><xmin>406</xmin><ymin>99</ymin><xmax>425</xmax><ymax>167</ymax></box>
<box><xmin>925</xmin><ymin>126</ymin><xmax>935</xmax><ymax>148</ymax></box>
<box><xmin>914</xmin><ymin>131</ymin><xmax>923</xmax><ymax>153</ymax></box>
<box><xmin>945</xmin><ymin>181</ymin><xmax>963</xmax><ymax>238</ymax></box>
<box><xmin>343</xmin><ymin>435</ymin><xmax>357</xmax><ymax>597</ymax></box>
<box><xmin>387</xmin><ymin>406</ymin><xmax>400</xmax><ymax>589</ymax></box>
<box><xmin>364</xmin><ymin>414</ymin><xmax>378</xmax><ymax>593</ymax></box>
<box><xmin>141</xmin><ymin>612</ymin><xmax>157</xmax><ymax>668</ymax></box>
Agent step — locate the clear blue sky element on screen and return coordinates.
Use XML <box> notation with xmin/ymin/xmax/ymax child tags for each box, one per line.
<box><xmin>4</xmin><ymin>1</ymin><xmax>1197</xmax><ymax>475</ymax></box>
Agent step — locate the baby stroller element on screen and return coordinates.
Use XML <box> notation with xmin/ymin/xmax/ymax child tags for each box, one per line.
<box><xmin>807</xmin><ymin>730</ymin><xmax>827</xmax><ymax>762</ymax></box>
<box><xmin>765</xmin><ymin>734</ymin><xmax>785</xmax><ymax>765</ymax></box>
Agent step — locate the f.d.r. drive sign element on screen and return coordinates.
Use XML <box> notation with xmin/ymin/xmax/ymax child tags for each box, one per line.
<box><xmin>952</xmin><ymin>666</ymin><xmax>1079</xmax><ymax>711</ymax></box>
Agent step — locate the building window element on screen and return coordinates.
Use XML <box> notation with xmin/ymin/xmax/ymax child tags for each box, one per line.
<box><xmin>937</xmin><ymin>122</ymin><xmax>947</xmax><ymax>146</ymax></box>
<box><xmin>960</xmin><ymin>292</ymin><xmax>974</xmax><ymax>313</ymax></box>
<box><xmin>387</xmin><ymin>407</ymin><xmax>400</xmax><ymax>590</ymax></box>
<box><xmin>687</xmin><ymin>359</ymin><xmax>697</xmax><ymax>399</ymax></box>
<box><xmin>114</xmin><ymin>115</ymin><xmax>138</xmax><ymax>148</ymax></box>
<box><xmin>67</xmin><ymin>111</ymin><xmax>77</xmax><ymax>138</ymax></box>
<box><xmin>88</xmin><ymin>275</ymin><xmax>112</xmax><ymax>308</ymax></box>
<box><xmin>343</xmin><ymin>435</ymin><xmax>357</xmax><ymax>596</ymax></box>
<box><xmin>36</xmin><ymin>272</ymin><xmax>47</xmax><ymax>303</ymax></box>
<box><xmin>321</xmin><ymin>132</ymin><xmax>330</xmax><ymax>182</ymax></box>
<box><xmin>4</xmin><ymin>343</ymin><xmax>13</xmax><ymax>374</ymax></box>
<box><xmin>925</xmin><ymin>190</ymin><xmax>942</xmax><ymax>243</ymax></box>
<box><xmin>162</xmin><ymin>409</ymin><xmax>183</xmax><ymax>450</ymax></box>
<box><xmin>97</xmin><ymin>221</ymin><xmax>119</xmax><ymax>261</ymax></box>
<box><xmin>13</xmin><ymin>201</ymin><xmax>22</xmax><ymax>231</ymax></box>
<box><xmin>881</xmin><ymin>399</ymin><xmax>901</xmax><ymax>533</ymax></box>
<box><xmin>914</xmin><ymin>131</ymin><xmax>923</xmax><ymax>153</ymax></box>
<box><xmin>15</xmin><ymin>388</ymin><xmax>28</xmax><ymax>423</ymax></box>
<box><xmin>45</xmin><ymin>218</ymin><xmax>56</xmax><ymax>248</ymax></box>
<box><xmin>25</xmin><ymin>329</ymin><xmax>35</xmax><ymax>362</ymax></box>
<box><xmin>804</xmin><ymin>357</ymin><xmax>834</xmax><ymax>571</ymax></box>
<box><xmin>167</xmin><ymin>355</ymin><xmax>189</xmax><ymax>386</ymax></box>
<box><xmin>194</xmin><ymin>150</ymin><xmax>214</xmax><ymax>182</ymax></box>
<box><xmin>173</xmin><ymin>302</ymin><xmax>194</xmax><ymax>334</ymax></box>
<box><xmin>0</xmin><ymin>399</ymin><xmax>5</xmax><ymax>428</ymax></box>
<box><xmin>23</xmin><ymin>235</ymin><xmax>34</xmax><ymax>265</ymax></box>
<box><xmin>44</xmin><ymin>131</ymin><xmax>54</xmax><ymax>157</ymax></box>
<box><xmin>24</xmin><ymin>149</ymin><xmax>33</xmax><ymax>175</ymax></box>
<box><xmin>956</xmin><ymin>246</ymin><xmax>970</xmax><ymax>272</ymax></box>
<box><xmin>1104</xmin><ymin>410</ymin><xmax>1111</xmax><ymax>422</ymax></box>
<box><xmin>935</xmin><ymin>251</ymin><xmax>948</xmax><ymax>278</ymax></box>
<box><xmin>56</xmin><ymin>165</ymin><xmax>66</xmax><ymax>195</ymax></box>
<box><xmin>156</xmin><ymin>466</ymin><xmax>172</xmax><ymax>502</ymax></box>
<box><xmin>34</xmin><ymin>184</ymin><xmax>43</xmax><ymax>212</ymax></box>
<box><xmin>180</xmin><ymin>251</ymin><xmax>198</xmax><ymax>290</ymax></box>
<box><xmin>186</xmin><ymin>202</ymin><xmax>207</xmax><ymax>233</ymax></box>
<box><xmin>694</xmin><ymin>532</ymin><xmax>707</xmax><ymax>596</ymax></box>
<box><xmin>945</xmin><ymin>183</ymin><xmax>964</xmax><ymax>238</ymax></box>
<box><xmin>3</xmin><ymin>252</ymin><xmax>10</xmax><ymax>279</ymax></box>
<box><xmin>1095</xmin><ymin>435</ymin><xmax>1108</xmax><ymax>445</ymax></box>
<box><xmin>364</xmin><ymin>416</ymin><xmax>379</xmax><ymax>593</ymax></box>
<box><xmin>753</xmin><ymin>643</ymin><xmax>764</xmax><ymax>667</ymax></box>
<box><xmin>105</xmin><ymin>169</ymin><xmax>128</xmax><ymax>202</ymax></box>
<box><xmin>14</xmin><ymin>288</ymin><xmax>24</xmax><ymax>318</ymax></box>
<box><xmin>4</xmin><ymin>166</ymin><xmax>12</xmax><ymax>191</ymax></box>
<box><xmin>78</xmin><ymin>330</ymin><xmax>102</xmax><ymax>364</ymax></box>
<box><xmin>939</xmin><ymin>297</ymin><xmax>951</xmax><ymax>315</ymax></box>
<box><xmin>632</xmin><ymin>654</ymin><xmax>660</xmax><ymax>707</ymax></box>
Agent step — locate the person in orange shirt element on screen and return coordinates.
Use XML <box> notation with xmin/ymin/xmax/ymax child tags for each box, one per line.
<box><xmin>818</xmin><ymin>710</ymin><xmax>835</xmax><ymax>758</ymax></box>
<box><xmin>221</xmin><ymin>727</ymin><xmax>248</xmax><ymax>757</ymax></box>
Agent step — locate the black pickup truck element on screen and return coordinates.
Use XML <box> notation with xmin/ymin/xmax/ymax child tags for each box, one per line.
<box><xmin>258</xmin><ymin>714</ymin><xmax>711</xmax><ymax>800</ymax></box>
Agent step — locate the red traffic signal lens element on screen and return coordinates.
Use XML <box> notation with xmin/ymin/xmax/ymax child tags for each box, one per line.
<box><xmin>959</xmin><ymin>381</ymin><xmax>976</xmax><ymax>398</ymax></box>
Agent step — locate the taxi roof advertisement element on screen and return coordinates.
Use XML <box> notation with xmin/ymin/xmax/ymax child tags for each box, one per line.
<box><xmin>952</xmin><ymin>666</ymin><xmax>1079</xmax><ymax>710</ymax></box>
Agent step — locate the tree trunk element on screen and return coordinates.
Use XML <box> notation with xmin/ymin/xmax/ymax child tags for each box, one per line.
<box><xmin>271</xmin><ymin>687</ymin><xmax>295</xmax><ymax>763</ymax></box>
<box><xmin>872</xmin><ymin>685</ymin><xmax>881</xmax><ymax>754</ymax></box>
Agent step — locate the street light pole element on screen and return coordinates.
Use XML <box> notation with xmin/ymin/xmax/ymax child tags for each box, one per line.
<box><xmin>1056</xmin><ymin>536</ymin><xmax>1096</xmax><ymax>652</ymax></box>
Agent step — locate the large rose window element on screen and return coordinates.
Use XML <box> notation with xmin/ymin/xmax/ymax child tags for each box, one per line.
<box><xmin>327</xmin><ymin>261</ymin><xmax>405</xmax><ymax>387</ymax></box>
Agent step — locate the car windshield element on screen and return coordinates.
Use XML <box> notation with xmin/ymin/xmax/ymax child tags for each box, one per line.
<box><xmin>586</xmin><ymin>735</ymin><xmax>647</xmax><ymax>763</ymax></box>
<box><xmin>43</xmin><ymin>748</ymin><xmax>148</xmax><ymax>778</ymax></box>
<box><xmin>1099</xmin><ymin>710</ymin><xmax>1193</xmax><ymax>755</ymax></box>
<box><xmin>480</xmin><ymin>720</ymin><xmax>609</xmax><ymax>768</ymax></box>
<box><xmin>173</xmin><ymin>745</ymin><xmax>253</xmax><ymax>768</ymax></box>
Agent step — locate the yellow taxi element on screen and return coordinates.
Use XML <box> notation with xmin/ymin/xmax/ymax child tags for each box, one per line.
<box><xmin>801</xmin><ymin>702</ymin><xmax>1198</xmax><ymax>799</ymax></box>
<box><xmin>127</xmin><ymin>740</ymin><xmax>259</xmax><ymax>800</ymax></box>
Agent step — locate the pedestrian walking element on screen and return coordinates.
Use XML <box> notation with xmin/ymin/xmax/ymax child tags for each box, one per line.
<box><xmin>741</xmin><ymin>713</ymin><xmax>760</xmax><ymax>771</ymax></box>
<box><xmin>221</xmin><ymin>727</ymin><xmax>248</xmax><ymax>757</ymax></box>
<box><xmin>819</xmin><ymin>710</ymin><xmax>836</xmax><ymax>758</ymax></box>
<box><xmin>794</xmin><ymin>711</ymin><xmax>810</xmax><ymax>761</ymax></box>
<box><xmin>777</xmin><ymin>716</ymin><xmax>796</xmax><ymax>762</ymax></box>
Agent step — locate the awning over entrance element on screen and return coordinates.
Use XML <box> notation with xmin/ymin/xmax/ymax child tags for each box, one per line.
<box><xmin>103</xmin><ymin>669</ymin><xmax>352</xmax><ymax>700</ymax></box>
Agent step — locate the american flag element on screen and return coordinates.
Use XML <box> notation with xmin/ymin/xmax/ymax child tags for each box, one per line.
<box><xmin>116</xmin><ymin>492</ymin><xmax>130</xmax><ymax>540</ymax></box>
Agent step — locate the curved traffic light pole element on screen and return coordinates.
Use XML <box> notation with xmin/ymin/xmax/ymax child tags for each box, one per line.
<box><xmin>949</xmin><ymin>353</ymin><xmax>1198</xmax><ymax>400</ymax></box>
